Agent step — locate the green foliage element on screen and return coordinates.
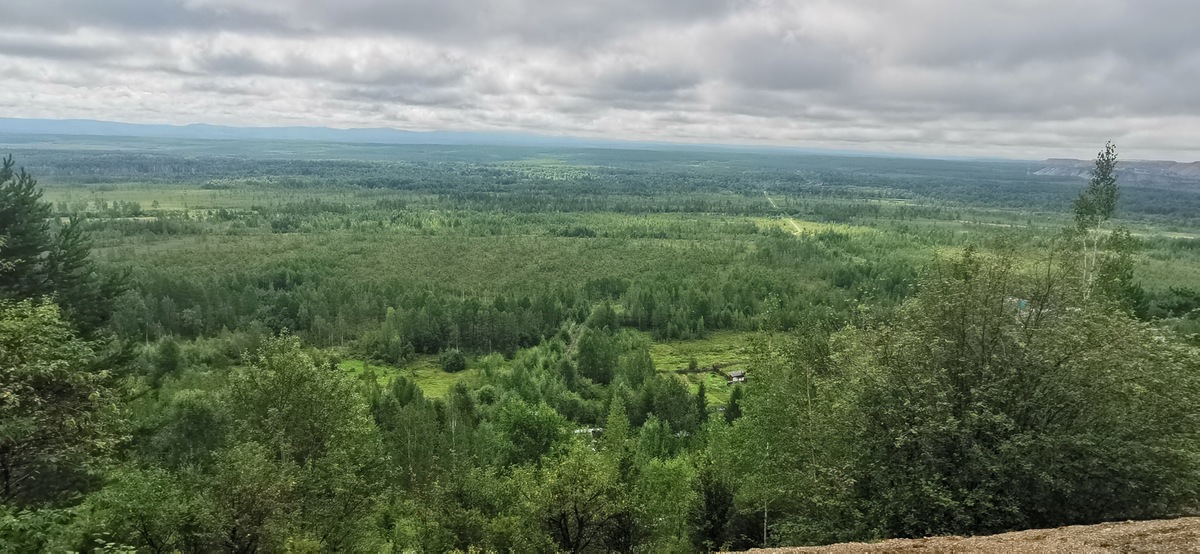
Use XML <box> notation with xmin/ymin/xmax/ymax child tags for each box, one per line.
<box><xmin>77</xmin><ymin>466</ymin><xmax>214</xmax><ymax>553</ymax></box>
<box><xmin>691</xmin><ymin>456</ymin><xmax>736</xmax><ymax>552</ymax></box>
<box><xmin>618</xmin><ymin>340</ymin><xmax>656</xmax><ymax>388</ymax></box>
<box><xmin>535</xmin><ymin>439</ymin><xmax>623</xmax><ymax>553</ymax></box>
<box><xmin>492</xmin><ymin>398</ymin><xmax>569</xmax><ymax>467</ymax></box>
<box><xmin>370</xmin><ymin>375</ymin><xmax>443</xmax><ymax>489</ymax></box>
<box><xmin>1094</xmin><ymin>227</ymin><xmax>1147</xmax><ymax>314</ymax></box>
<box><xmin>0</xmin><ymin>506</ymin><xmax>76</xmax><ymax>552</ymax></box>
<box><xmin>577</xmin><ymin>328</ymin><xmax>618</xmax><ymax>385</ymax></box>
<box><xmin>8</xmin><ymin>141</ymin><xmax>1200</xmax><ymax>551</ymax></box>
<box><xmin>143</xmin><ymin>389</ymin><xmax>227</xmax><ymax>469</ymax></box>
<box><xmin>1074</xmin><ymin>142</ymin><xmax>1120</xmax><ymax>232</ymax></box>
<box><xmin>0</xmin><ymin>238</ymin><xmax>11</xmax><ymax>278</ymax></box>
<box><xmin>632</xmin><ymin>456</ymin><xmax>697</xmax><ymax>551</ymax></box>
<box><xmin>148</xmin><ymin>337</ymin><xmax>182</xmax><ymax>387</ymax></box>
<box><xmin>204</xmin><ymin>442</ymin><xmax>295</xmax><ymax>551</ymax></box>
<box><xmin>858</xmin><ymin>250</ymin><xmax>1197</xmax><ymax>535</ymax></box>
<box><xmin>736</xmin><ymin>248</ymin><xmax>1200</xmax><ymax>543</ymax></box>
<box><xmin>224</xmin><ymin>336</ymin><xmax>384</xmax><ymax>549</ymax></box>
<box><xmin>0</xmin><ymin>157</ymin><xmax>51</xmax><ymax>299</ymax></box>
<box><xmin>599</xmin><ymin>395</ymin><xmax>631</xmax><ymax>459</ymax></box>
<box><xmin>439</xmin><ymin>347</ymin><xmax>468</xmax><ymax>373</ymax></box>
<box><xmin>723</xmin><ymin>386</ymin><xmax>743</xmax><ymax>423</ymax></box>
<box><xmin>0</xmin><ymin>300</ymin><xmax>121</xmax><ymax>506</ymax></box>
<box><xmin>228</xmin><ymin>335</ymin><xmax>377</xmax><ymax>466</ymax></box>
<box><xmin>0</xmin><ymin>156</ymin><xmax>124</xmax><ymax>335</ymax></box>
<box><xmin>634</xmin><ymin>415</ymin><xmax>678</xmax><ymax>463</ymax></box>
<box><xmin>636</xmin><ymin>374</ymin><xmax>701</xmax><ymax>435</ymax></box>
<box><xmin>84</xmin><ymin>337</ymin><xmax>387</xmax><ymax>552</ymax></box>
<box><xmin>1072</xmin><ymin>143</ymin><xmax>1139</xmax><ymax>306</ymax></box>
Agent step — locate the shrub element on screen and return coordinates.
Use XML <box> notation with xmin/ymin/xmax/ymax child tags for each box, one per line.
<box><xmin>439</xmin><ymin>348</ymin><xmax>467</xmax><ymax>373</ymax></box>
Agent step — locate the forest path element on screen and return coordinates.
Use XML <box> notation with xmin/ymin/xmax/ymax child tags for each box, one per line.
<box><xmin>763</xmin><ymin>191</ymin><xmax>805</xmax><ymax>235</ymax></box>
<box><xmin>566</xmin><ymin>323</ymin><xmax>586</xmax><ymax>355</ymax></box>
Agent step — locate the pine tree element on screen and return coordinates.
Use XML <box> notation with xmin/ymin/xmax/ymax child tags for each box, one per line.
<box><xmin>0</xmin><ymin>156</ymin><xmax>51</xmax><ymax>300</ymax></box>
<box><xmin>600</xmin><ymin>395</ymin><xmax>630</xmax><ymax>457</ymax></box>
<box><xmin>723</xmin><ymin>386</ymin><xmax>743</xmax><ymax>423</ymax></box>
<box><xmin>0</xmin><ymin>155</ymin><xmax>125</xmax><ymax>336</ymax></box>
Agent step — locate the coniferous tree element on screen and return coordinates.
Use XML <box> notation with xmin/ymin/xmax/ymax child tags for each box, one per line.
<box><xmin>0</xmin><ymin>157</ymin><xmax>49</xmax><ymax>300</ymax></box>
<box><xmin>0</xmin><ymin>156</ymin><xmax>124</xmax><ymax>336</ymax></box>
<box><xmin>723</xmin><ymin>386</ymin><xmax>743</xmax><ymax>424</ymax></box>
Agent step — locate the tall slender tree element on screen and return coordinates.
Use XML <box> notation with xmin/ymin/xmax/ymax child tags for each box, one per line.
<box><xmin>1073</xmin><ymin>142</ymin><xmax>1119</xmax><ymax>295</ymax></box>
<box><xmin>0</xmin><ymin>156</ymin><xmax>51</xmax><ymax>300</ymax></box>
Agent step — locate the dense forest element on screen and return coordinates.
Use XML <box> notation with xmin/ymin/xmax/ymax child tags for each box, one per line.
<box><xmin>2</xmin><ymin>140</ymin><xmax>1200</xmax><ymax>552</ymax></box>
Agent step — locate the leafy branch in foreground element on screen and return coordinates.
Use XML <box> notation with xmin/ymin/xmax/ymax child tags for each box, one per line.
<box><xmin>732</xmin><ymin>246</ymin><xmax>1200</xmax><ymax>544</ymax></box>
<box><xmin>0</xmin><ymin>301</ymin><xmax>122</xmax><ymax>506</ymax></box>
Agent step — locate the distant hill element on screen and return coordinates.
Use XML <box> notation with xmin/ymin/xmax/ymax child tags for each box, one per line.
<box><xmin>1036</xmin><ymin>158</ymin><xmax>1200</xmax><ymax>186</ymax></box>
<box><xmin>0</xmin><ymin>117</ymin><xmax>620</xmax><ymax>149</ymax></box>
<box><xmin>0</xmin><ymin>117</ymin><xmax>990</xmax><ymax>160</ymax></box>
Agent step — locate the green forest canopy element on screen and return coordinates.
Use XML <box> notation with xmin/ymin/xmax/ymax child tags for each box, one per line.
<box><xmin>2</xmin><ymin>142</ymin><xmax>1199</xmax><ymax>552</ymax></box>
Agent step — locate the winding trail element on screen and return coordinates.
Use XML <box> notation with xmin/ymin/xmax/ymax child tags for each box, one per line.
<box><xmin>763</xmin><ymin>191</ymin><xmax>805</xmax><ymax>235</ymax></box>
<box><xmin>566</xmin><ymin>323</ymin><xmax>586</xmax><ymax>355</ymax></box>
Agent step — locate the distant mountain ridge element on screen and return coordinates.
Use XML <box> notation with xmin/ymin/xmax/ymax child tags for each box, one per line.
<box><xmin>1036</xmin><ymin>158</ymin><xmax>1200</xmax><ymax>184</ymax></box>
<box><xmin>0</xmin><ymin>117</ymin><xmax>617</xmax><ymax>148</ymax></box>
<box><xmin>0</xmin><ymin>117</ymin><xmax>1003</xmax><ymax>160</ymax></box>
<box><xmin>0</xmin><ymin>117</ymin><xmax>838</xmax><ymax>155</ymax></box>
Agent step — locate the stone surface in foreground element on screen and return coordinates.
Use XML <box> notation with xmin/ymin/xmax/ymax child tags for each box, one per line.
<box><xmin>732</xmin><ymin>517</ymin><xmax>1200</xmax><ymax>553</ymax></box>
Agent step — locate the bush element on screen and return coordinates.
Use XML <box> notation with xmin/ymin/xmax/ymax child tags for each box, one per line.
<box><xmin>439</xmin><ymin>348</ymin><xmax>467</xmax><ymax>373</ymax></box>
<box><xmin>734</xmin><ymin>248</ymin><xmax>1200</xmax><ymax>543</ymax></box>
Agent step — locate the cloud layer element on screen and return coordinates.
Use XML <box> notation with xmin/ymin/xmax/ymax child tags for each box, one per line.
<box><xmin>2</xmin><ymin>0</ymin><xmax>1198</xmax><ymax>159</ymax></box>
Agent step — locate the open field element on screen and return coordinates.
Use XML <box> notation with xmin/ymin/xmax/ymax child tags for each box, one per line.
<box><xmin>339</xmin><ymin>357</ymin><xmax>477</xmax><ymax>398</ymax></box>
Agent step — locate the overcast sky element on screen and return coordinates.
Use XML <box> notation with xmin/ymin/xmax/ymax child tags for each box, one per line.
<box><xmin>1</xmin><ymin>0</ymin><xmax>1197</xmax><ymax>160</ymax></box>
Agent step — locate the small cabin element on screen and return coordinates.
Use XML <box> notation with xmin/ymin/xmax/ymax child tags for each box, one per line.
<box><xmin>726</xmin><ymin>370</ymin><xmax>746</xmax><ymax>384</ymax></box>
<box><xmin>574</xmin><ymin>427</ymin><xmax>604</xmax><ymax>439</ymax></box>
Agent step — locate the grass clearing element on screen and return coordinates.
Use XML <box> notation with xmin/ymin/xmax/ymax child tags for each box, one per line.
<box><xmin>649</xmin><ymin>330</ymin><xmax>760</xmax><ymax>371</ymax></box>
<box><xmin>649</xmin><ymin>331</ymin><xmax>760</xmax><ymax>406</ymax></box>
<box><xmin>339</xmin><ymin>356</ymin><xmax>473</xmax><ymax>398</ymax></box>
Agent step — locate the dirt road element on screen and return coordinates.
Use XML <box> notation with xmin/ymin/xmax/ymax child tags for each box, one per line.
<box><xmin>733</xmin><ymin>517</ymin><xmax>1200</xmax><ymax>553</ymax></box>
<box><xmin>763</xmin><ymin>191</ymin><xmax>804</xmax><ymax>235</ymax></box>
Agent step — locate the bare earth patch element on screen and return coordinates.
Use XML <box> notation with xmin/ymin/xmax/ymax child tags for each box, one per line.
<box><xmin>733</xmin><ymin>517</ymin><xmax>1200</xmax><ymax>553</ymax></box>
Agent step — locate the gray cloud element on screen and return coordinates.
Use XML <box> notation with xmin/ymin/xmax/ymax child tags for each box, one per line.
<box><xmin>0</xmin><ymin>36</ymin><xmax>123</xmax><ymax>62</ymax></box>
<box><xmin>4</xmin><ymin>0</ymin><xmax>282</xmax><ymax>32</ymax></box>
<box><xmin>0</xmin><ymin>0</ymin><xmax>1198</xmax><ymax>159</ymax></box>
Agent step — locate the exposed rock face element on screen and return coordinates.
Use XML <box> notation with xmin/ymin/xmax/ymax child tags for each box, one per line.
<box><xmin>1035</xmin><ymin>158</ymin><xmax>1200</xmax><ymax>186</ymax></box>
